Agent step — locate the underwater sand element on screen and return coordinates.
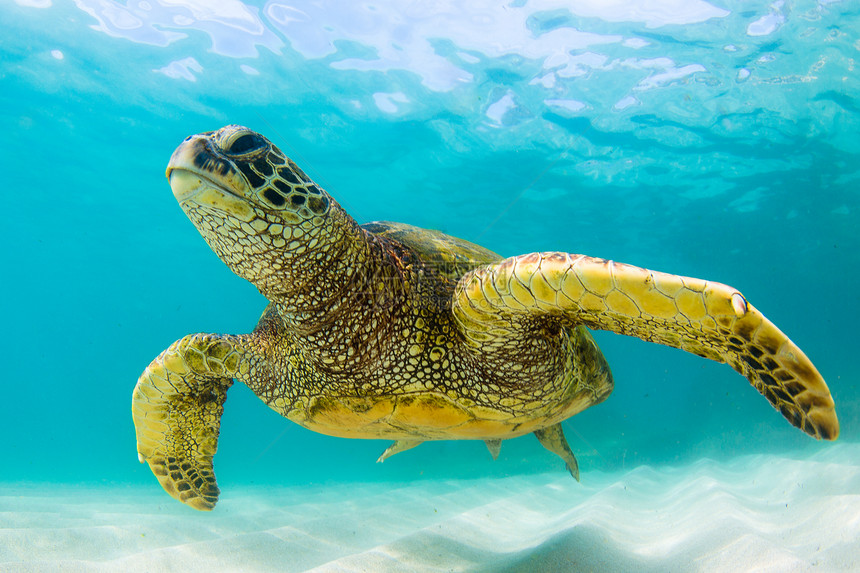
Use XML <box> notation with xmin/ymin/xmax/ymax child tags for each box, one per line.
<box><xmin>2</xmin><ymin>443</ymin><xmax>857</xmax><ymax>573</ymax></box>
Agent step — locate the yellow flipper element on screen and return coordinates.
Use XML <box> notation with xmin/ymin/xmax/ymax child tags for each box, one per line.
<box><xmin>453</xmin><ymin>252</ymin><xmax>838</xmax><ymax>440</ymax></box>
<box><xmin>132</xmin><ymin>333</ymin><xmax>245</xmax><ymax>510</ymax></box>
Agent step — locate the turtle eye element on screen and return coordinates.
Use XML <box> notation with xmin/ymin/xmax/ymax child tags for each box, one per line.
<box><xmin>224</xmin><ymin>132</ymin><xmax>267</xmax><ymax>155</ymax></box>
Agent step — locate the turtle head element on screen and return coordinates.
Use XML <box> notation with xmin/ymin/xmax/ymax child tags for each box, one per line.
<box><xmin>166</xmin><ymin>125</ymin><xmax>355</xmax><ymax>296</ymax></box>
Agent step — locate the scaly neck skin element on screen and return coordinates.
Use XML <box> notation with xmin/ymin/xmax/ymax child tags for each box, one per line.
<box><xmin>267</xmin><ymin>211</ymin><xmax>407</xmax><ymax>376</ymax></box>
<box><xmin>186</xmin><ymin>189</ymin><xmax>402</xmax><ymax>376</ymax></box>
<box><xmin>169</xmin><ymin>125</ymin><xmax>407</xmax><ymax>374</ymax></box>
<box><xmin>267</xmin><ymin>203</ymin><xmax>376</xmax><ymax>326</ymax></box>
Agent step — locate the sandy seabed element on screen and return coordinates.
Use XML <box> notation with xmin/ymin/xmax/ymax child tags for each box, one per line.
<box><xmin>2</xmin><ymin>444</ymin><xmax>858</xmax><ymax>573</ymax></box>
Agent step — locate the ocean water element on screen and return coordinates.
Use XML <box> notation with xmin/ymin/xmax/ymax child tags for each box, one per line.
<box><xmin>2</xmin><ymin>1</ymin><xmax>858</xmax><ymax>571</ymax></box>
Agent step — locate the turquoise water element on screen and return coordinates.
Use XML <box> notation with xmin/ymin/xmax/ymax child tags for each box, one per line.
<box><xmin>2</xmin><ymin>0</ymin><xmax>858</xmax><ymax>528</ymax></box>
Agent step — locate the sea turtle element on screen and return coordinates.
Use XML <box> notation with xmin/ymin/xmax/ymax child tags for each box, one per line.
<box><xmin>132</xmin><ymin>125</ymin><xmax>839</xmax><ymax>511</ymax></box>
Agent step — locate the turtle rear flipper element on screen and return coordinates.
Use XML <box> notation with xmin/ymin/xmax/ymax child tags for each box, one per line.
<box><xmin>132</xmin><ymin>333</ymin><xmax>246</xmax><ymax>511</ymax></box>
<box><xmin>453</xmin><ymin>253</ymin><xmax>839</xmax><ymax>441</ymax></box>
<box><xmin>376</xmin><ymin>439</ymin><xmax>423</xmax><ymax>462</ymax></box>
<box><xmin>534</xmin><ymin>424</ymin><xmax>579</xmax><ymax>481</ymax></box>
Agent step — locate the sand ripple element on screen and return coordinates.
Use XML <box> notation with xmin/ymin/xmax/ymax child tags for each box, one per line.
<box><xmin>2</xmin><ymin>445</ymin><xmax>858</xmax><ymax>572</ymax></box>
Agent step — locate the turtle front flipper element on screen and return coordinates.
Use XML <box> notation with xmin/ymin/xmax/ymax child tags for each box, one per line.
<box><xmin>132</xmin><ymin>333</ymin><xmax>248</xmax><ymax>511</ymax></box>
<box><xmin>453</xmin><ymin>252</ymin><xmax>838</xmax><ymax>441</ymax></box>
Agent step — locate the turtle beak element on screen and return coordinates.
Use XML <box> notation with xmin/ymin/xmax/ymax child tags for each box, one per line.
<box><xmin>167</xmin><ymin>168</ymin><xmax>207</xmax><ymax>203</ymax></box>
<box><xmin>166</xmin><ymin>131</ymin><xmax>252</xmax><ymax>202</ymax></box>
<box><xmin>166</xmin><ymin>134</ymin><xmax>211</xmax><ymax>202</ymax></box>
<box><xmin>166</xmin><ymin>135</ymin><xmax>204</xmax><ymax>177</ymax></box>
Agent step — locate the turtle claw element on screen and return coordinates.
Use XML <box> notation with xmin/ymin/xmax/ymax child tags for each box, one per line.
<box><xmin>484</xmin><ymin>439</ymin><xmax>502</xmax><ymax>460</ymax></box>
<box><xmin>376</xmin><ymin>439</ymin><xmax>423</xmax><ymax>463</ymax></box>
